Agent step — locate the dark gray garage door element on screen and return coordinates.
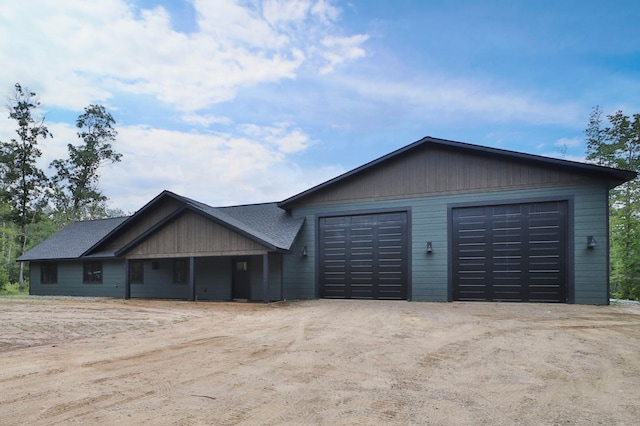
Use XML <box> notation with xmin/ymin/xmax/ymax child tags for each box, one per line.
<box><xmin>319</xmin><ymin>212</ymin><xmax>408</xmax><ymax>299</ymax></box>
<box><xmin>452</xmin><ymin>201</ymin><xmax>568</xmax><ymax>302</ymax></box>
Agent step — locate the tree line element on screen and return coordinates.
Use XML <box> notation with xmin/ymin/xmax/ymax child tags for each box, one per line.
<box><xmin>585</xmin><ymin>107</ymin><xmax>640</xmax><ymax>300</ymax></box>
<box><xmin>0</xmin><ymin>83</ymin><xmax>123</xmax><ymax>290</ymax></box>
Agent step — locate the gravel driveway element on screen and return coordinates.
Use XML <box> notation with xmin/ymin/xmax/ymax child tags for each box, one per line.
<box><xmin>1</xmin><ymin>297</ymin><xmax>639</xmax><ymax>425</ymax></box>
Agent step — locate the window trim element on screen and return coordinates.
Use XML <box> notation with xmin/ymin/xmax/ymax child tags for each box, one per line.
<box><xmin>41</xmin><ymin>262</ymin><xmax>58</xmax><ymax>285</ymax></box>
<box><xmin>83</xmin><ymin>261</ymin><xmax>103</xmax><ymax>284</ymax></box>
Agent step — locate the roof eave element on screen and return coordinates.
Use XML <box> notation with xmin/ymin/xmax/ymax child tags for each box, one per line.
<box><xmin>115</xmin><ymin>205</ymin><xmax>279</xmax><ymax>257</ymax></box>
<box><xmin>278</xmin><ymin>136</ymin><xmax>638</xmax><ymax>208</ymax></box>
<box><xmin>81</xmin><ymin>190</ymin><xmax>182</xmax><ymax>257</ymax></box>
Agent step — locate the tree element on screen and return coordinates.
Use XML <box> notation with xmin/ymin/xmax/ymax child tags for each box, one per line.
<box><xmin>585</xmin><ymin>106</ymin><xmax>640</xmax><ymax>300</ymax></box>
<box><xmin>50</xmin><ymin>104</ymin><xmax>121</xmax><ymax>223</ymax></box>
<box><xmin>0</xmin><ymin>84</ymin><xmax>52</xmax><ymax>289</ymax></box>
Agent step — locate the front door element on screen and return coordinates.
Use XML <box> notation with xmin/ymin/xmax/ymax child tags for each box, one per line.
<box><xmin>232</xmin><ymin>258</ymin><xmax>251</xmax><ymax>299</ymax></box>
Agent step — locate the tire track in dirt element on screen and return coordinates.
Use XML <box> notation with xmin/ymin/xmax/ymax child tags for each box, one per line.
<box><xmin>1</xmin><ymin>299</ymin><xmax>639</xmax><ymax>425</ymax></box>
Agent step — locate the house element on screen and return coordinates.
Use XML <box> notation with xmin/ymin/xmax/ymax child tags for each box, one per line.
<box><xmin>19</xmin><ymin>136</ymin><xmax>637</xmax><ymax>304</ymax></box>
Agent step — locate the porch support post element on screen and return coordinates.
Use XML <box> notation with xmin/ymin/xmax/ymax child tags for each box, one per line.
<box><xmin>262</xmin><ymin>253</ymin><xmax>269</xmax><ymax>303</ymax></box>
<box><xmin>124</xmin><ymin>259</ymin><xmax>131</xmax><ymax>300</ymax></box>
<box><xmin>189</xmin><ymin>256</ymin><xmax>196</xmax><ymax>301</ymax></box>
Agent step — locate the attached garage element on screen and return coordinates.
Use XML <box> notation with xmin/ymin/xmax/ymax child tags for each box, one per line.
<box><xmin>280</xmin><ymin>136</ymin><xmax>636</xmax><ymax>305</ymax></box>
<box><xmin>318</xmin><ymin>212</ymin><xmax>408</xmax><ymax>299</ymax></box>
<box><xmin>451</xmin><ymin>200</ymin><xmax>568</xmax><ymax>302</ymax></box>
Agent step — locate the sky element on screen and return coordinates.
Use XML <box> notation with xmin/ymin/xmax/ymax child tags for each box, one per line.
<box><xmin>0</xmin><ymin>0</ymin><xmax>639</xmax><ymax>213</ymax></box>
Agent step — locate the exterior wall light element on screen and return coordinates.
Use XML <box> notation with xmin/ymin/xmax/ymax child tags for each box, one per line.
<box><xmin>587</xmin><ymin>236</ymin><xmax>597</xmax><ymax>249</ymax></box>
<box><xmin>426</xmin><ymin>241</ymin><xmax>433</xmax><ymax>254</ymax></box>
<box><xmin>302</xmin><ymin>246</ymin><xmax>308</xmax><ymax>257</ymax></box>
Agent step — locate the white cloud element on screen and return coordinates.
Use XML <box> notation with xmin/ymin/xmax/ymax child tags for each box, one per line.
<box><xmin>333</xmin><ymin>74</ymin><xmax>584</xmax><ymax>127</ymax></box>
<box><xmin>0</xmin><ymin>0</ymin><xmax>368</xmax><ymax>113</ymax></box>
<box><xmin>310</xmin><ymin>0</ymin><xmax>340</xmax><ymax>23</ymax></box>
<box><xmin>320</xmin><ymin>34</ymin><xmax>369</xmax><ymax>74</ymax></box>
<box><xmin>0</xmin><ymin>0</ymin><xmax>367</xmax><ymax>213</ymax></box>
<box><xmin>39</xmin><ymin>123</ymin><xmax>79</xmax><ymax>169</ymax></box>
<box><xmin>98</xmin><ymin>124</ymin><xmax>339</xmax><ymax>210</ymax></box>
<box><xmin>239</xmin><ymin>122</ymin><xmax>311</xmax><ymax>153</ymax></box>
<box><xmin>180</xmin><ymin>113</ymin><xmax>232</xmax><ymax>127</ymax></box>
<box><xmin>263</xmin><ymin>0</ymin><xmax>313</xmax><ymax>26</ymax></box>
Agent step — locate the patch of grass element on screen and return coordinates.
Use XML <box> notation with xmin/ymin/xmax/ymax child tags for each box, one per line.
<box><xmin>0</xmin><ymin>282</ymin><xmax>29</xmax><ymax>295</ymax></box>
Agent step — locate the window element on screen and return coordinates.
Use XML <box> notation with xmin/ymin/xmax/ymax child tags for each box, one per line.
<box><xmin>173</xmin><ymin>259</ymin><xmax>187</xmax><ymax>284</ymax></box>
<box><xmin>41</xmin><ymin>263</ymin><xmax>58</xmax><ymax>284</ymax></box>
<box><xmin>131</xmin><ymin>261</ymin><xmax>144</xmax><ymax>284</ymax></box>
<box><xmin>83</xmin><ymin>262</ymin><xmax>103</xmax><ymax>284</ymax></box>
<box><xmin>236</xmin><ymin>261</ymin><xmax>248</xmax><ymax>271</ymax></box>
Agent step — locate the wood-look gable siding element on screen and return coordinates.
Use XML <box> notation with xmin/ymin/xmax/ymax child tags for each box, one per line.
<box><xmin>101</xmin><ymin>197</ymin><xmax>184</xmax><ymax>251</ymax></box>
<box><xmin>290</xmin><ymin>146</ymin><xmax>600</xmax><ymax>208</ymax></box>
<box><xmin>124</xmin><ymin>210</ymin><xmax>269</xmax><ymax>258</ymax></box>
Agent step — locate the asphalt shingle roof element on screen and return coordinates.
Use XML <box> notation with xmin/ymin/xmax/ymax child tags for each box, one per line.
<box><xmin>18</xmin><ymin>192</ymin><xmax>304</xmax><ymax>261</ymax></box>
<box><xmin>179</xmin><ymin>194</ymin><xmax>304</xmax><ymax>250</ymax></box>
<box><xmin>17</xmin><ymin>217</ymin><xmax>129</xmax><ymax>261</ymax></box>
<box><xmin>218</xmin><ymin>202</ymin><xmax>304</xmax><ymax>250</ymax></box>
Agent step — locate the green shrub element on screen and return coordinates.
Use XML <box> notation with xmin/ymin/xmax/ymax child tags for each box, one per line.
<box><xmin>0</xmin><ymin>266</ymin><xmax>8</xmax><ymax>290</ymax></box>
<box><xmin>0</xmin><ymin>282</ymin><xmax>29</xmax><ymax>295</ymax></box>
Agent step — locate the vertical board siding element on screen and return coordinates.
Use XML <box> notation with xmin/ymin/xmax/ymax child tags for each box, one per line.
<box><xmin>286</xmin><ymin>183</ymin><xmax>609</xmax><ymax>304</ymax></box>
<box><xmin>101</xmin><ymin>197</ymin><xmax>183</xmax><ymax>251</ymax></box>
<box><xmin>125</xmin><ymin>211</ymin><xmax>268</xmax><ymax>257</ymax></box>
<box><xmin>289</xmin><ymin>146</ymin><xmax>600</xmax><ymax>208</ymax></box>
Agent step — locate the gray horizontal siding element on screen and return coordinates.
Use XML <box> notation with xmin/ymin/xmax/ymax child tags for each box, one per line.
<box><xmin>248</xmin><ymin>254</ymin><xmax>283</xmax><ymax>302</ymax></box>
<box><xmin>29</xmin><ymin>254</ymin><xmax>285</xmax><ymax>302</ymax></box>
<box><xmin>283</xmin><ymin>223</ymin><xmax>316</xmax><ymax>300</ymax></box>
<box><xmin>572</xmin><ymin>183</ymin><xmax>609</xmax><ymax>304</ymax></box>
<box><xmin>30</xmin><ymin>260</ymin><xmax>126</xmax><ymax>298</ymax></box>
<box><xmin>130</xmin><ymin>258</ymin><xmax>189</xmax><ymax>299</ymax></box>
<box><xmin>285</xmin><ymin>183</ymin><xmax>610</xmax><ymax>304</ymax></box>
<box><xmin>195</xmin><ymin>257</ymin><xmax>231</xmax><ymax>301</ymax></box>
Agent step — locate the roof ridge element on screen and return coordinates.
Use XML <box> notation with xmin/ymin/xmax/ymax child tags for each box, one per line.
<box><xmin>278</xmin><ymin>136</ymin><xmax>637</xmax><ymax>207</ymax></box>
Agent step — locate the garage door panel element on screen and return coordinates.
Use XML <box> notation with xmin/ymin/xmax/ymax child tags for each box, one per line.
<box><xmin>319</xmin><ymin>212</ymin><xmax>408</xmax><ymax>300</ymax></box>
<box><xmin>453</xmin><ymin>201</ymin><xmax>567</xmax><ymax>303</ymax></box>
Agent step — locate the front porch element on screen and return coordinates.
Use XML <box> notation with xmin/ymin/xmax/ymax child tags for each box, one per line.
<box><xmin>123</xmin><ymin>253</ymin><xmax>284</xmax><ymax>302</ymax></box>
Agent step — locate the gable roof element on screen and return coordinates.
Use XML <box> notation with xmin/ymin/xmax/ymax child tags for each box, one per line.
<box><xmin>114</xmin><ymin>194</ymin><xmax>304</xmax><ymax>255</ymax></box>
<box><xmin>18</xmin><ymin>191</ymin><xmax>305</xmax><ymax>262</ymax></box>
<box><xmin>278</xmin><ymin>136</ymin><xmax>638</xmax><ymax>208</ymax></box>
<box><xmin>180</xmin><ymin>195</ymin><xmax>303</xmax><ymax>250</ymax></box>
<box><xmin>17</xmin><ymin>217</ymin><xmax>128</xmax><ymax>261</ymax></box>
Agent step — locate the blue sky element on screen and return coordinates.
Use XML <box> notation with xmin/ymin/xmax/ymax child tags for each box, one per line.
<box><xmin>1</xmin><ymin>0</ymin><xmax>638</xmax><ymax>212</ymax></box>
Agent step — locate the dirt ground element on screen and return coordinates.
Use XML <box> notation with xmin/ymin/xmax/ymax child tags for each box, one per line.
<box><xmin>0</xmin><ymin>298</ymin><xmax>639</xmax><ymax>426</ymax></box>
